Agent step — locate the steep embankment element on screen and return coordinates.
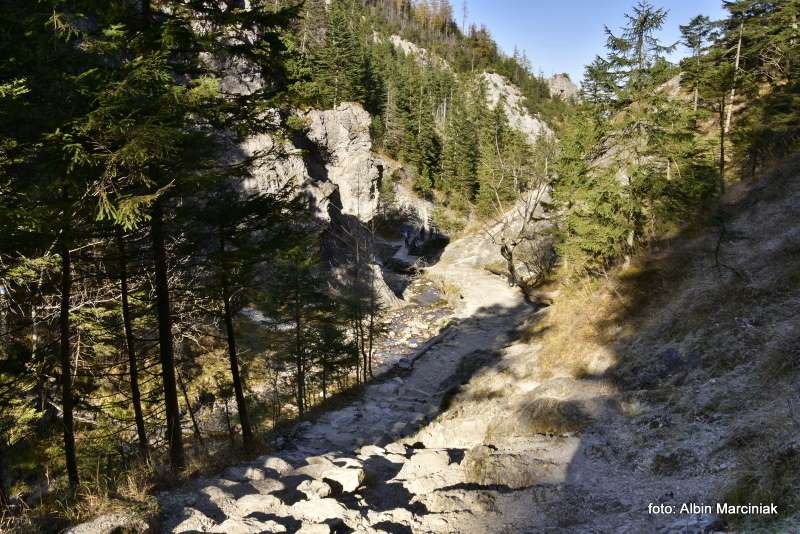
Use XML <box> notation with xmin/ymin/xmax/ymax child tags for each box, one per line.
<box><xmin>423</xmin><ymin>157</ymin><xmax>800</xmax><ymax>532</ymax></box>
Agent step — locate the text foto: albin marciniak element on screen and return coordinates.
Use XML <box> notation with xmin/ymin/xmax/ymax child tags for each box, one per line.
<box><xmin>648</xmin><ymin>503</ymin><xmax>778</xmax><ymax>515</ymax></box>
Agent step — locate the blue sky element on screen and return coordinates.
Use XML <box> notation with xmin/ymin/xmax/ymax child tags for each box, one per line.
<box><xmin>451</xmin><ymin>0</ymin><xmax>729</xmax><ymax>84</ymax></box>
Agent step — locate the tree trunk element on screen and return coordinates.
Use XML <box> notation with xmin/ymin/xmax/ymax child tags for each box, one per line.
<box><xmin>219</xmin><ymin>230</ymin><xmax>253</xmax><ymax>448</ymax></box>
<box><xmin>271</xmin><ymin>368</ymin><xmax>280</xmax><ymax>429</ymax></box>
<box><xmin>294</xmin><ymin>282</ymin><xmax>305</xmax><ymax>416</ymax></box>
<box><xmin>715</xmin><ymin>95</ymin><xmax>728</xmax><ymax>267</ymax></box>
<box><xmin>223</xmin><ymin>399</ymin><xmax>235</xmax><ymax>448</ymax></box>
<box><xmin>725</xmin><ymin>21</ymin><xmax>744</xmax><ymax>132</ymax></box>
<box><xmin>150</xmin><ymin>199</ymin><xmax>184</xmax><ymax>471</ymax></box>
<box><xmin>367</xmin><ymin>291</ymin><xmax>376</xmax><ymax>379</ymax></box>
<box><xmin>321</xmin><ymin>354</ymin><xmax>328</xmax><ymax>400</ymax></box>
<box><xmin>177</xmin><ymin>371</ymin><xmax>204</xmax><ymax>452</ymax></box>
<box><xmin>719</xmin><ymin>96</ymin><xmax>726</xmax><ymax>192</ymax></box>
<box><xmin>59</xmin><ymin>207</ymin><xmax>79</xmax><ymax>490</ymax></box>
<box><xmin>116</xmin><ymin>228</ymin><xmax>148</xmax><ymax>458</ymax></box>
<box><xmin>0</xmin><ymin>442</ymin><xmax>9</xmax><ymax>508</ymax></box>
<box><xmin>500</xmin><ymin>243</ymin><xmax>517</xmax><ymax>287</ymax></box>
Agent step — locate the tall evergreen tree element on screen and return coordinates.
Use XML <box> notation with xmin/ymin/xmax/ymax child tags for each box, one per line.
<box><xmin>314</xmin><ymin>0</ymin><xmax>369</xmax><ymax>107</ymax></box>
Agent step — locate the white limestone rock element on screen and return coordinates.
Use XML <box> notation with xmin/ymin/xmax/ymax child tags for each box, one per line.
<box><xmin>297</xmin><ymin>524</ymin><xmax>332</xmax><ymax>534</ymax></box>
<box><xmin>322</xmin><ymin>466</ymin><xmax>365</xmax><ymax>493</ymax></box>
<box><xmin>481</xmin><ymin>72</ymin><xmax>553</xmax><ymax>145</ymax></box>
<box><xmin>224</xmin><ymin>465</ymin><xmax>266</xmax><ymax>482</ymax></box>
<box><xmin>257</xmin><ymin>455</ymin><xmax>294</xmax><ymax>475</ymax></box>
<box><xmin>548</xmin><ymin>73</ymin><xmax>579</xmax><ymax>100</ymax></box>
<box><xmin>298</xmin><ymin>479</ymin><xmax>332</xmax><ymax>499</ymax></box>
<box><xmin>291</xmin><ymin>498</ymin><xmax>348</xmax><ymax>522</ymax></box>
<box><xmin>305</xmin><ymin>103</ymin><xmax>382</xmax><ymax>221</ymax></box>
<box><xmin>63</xmin><ymin>513</ymin><xmax>149</xmax><ymax>534</ymax></box>
<box><xmin>236</xmin><ymin>493</ymin><xmax>282</xmax><ymax>516</ymax></box>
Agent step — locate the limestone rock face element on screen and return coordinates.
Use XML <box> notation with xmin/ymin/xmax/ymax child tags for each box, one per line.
<box><xmin>481</xmin><ymin>72</ymin><xmax>553</xmax><ymax>145</ymax></box>
<box><xmin>306</xmin><ymin>103</ymin><xmax>382</xmax><ymax>222</ymax></box>
<box><xmin>547</xmin><ymin>73</ymin><xmax>579</xmax><ymax>100</ymax></box>
<box><xmin>394</xmin><ymin>180</ymin><xmax>434</xmax><ymax>231</ymax></box>
<box><xmin>233</xmin><ymin>127</ymin><xmax>337</xmax><ymax>222</ymax></box>
<box><xmin>388</xmin><ymin>34</ymin><xmax>451</xmax><ymax>70</ymax></box>
<box><xmin>234</xmin><ymin>102</ymin><xmax>382</xmax><ymax>223</ymax></box>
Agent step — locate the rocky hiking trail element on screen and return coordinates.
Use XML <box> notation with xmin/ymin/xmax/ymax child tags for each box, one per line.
<box><xmin>144</xmin><ymin>255</ymin><xmax>722</xmax><ymax>534</ymax></box>
<box><xmin>153</xmin><ymin>263</ymin><xmax>535</xmax><ymax>534</ymax></box>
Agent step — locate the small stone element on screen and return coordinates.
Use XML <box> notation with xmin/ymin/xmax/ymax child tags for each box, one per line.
<box><xmin>385</xmin><ymin>442</ymin><xmax>408</xmax><ymax>456</ymax></box>
<box><xmin>236</xmin><ymin>493</ymin><xmax>282</xmax><ymax>516</ymax></box>
<box><xmin>397</xmin><ymin>357</ymin><xmax>413</xmax><ymax>370</ymax></box>
<box><xmin>296</xmin><ymin>524</ymin><xmax>332</xmax><ymax>534</ymax></box>
<box><xmin>385</xmin><ymin>453</ymin><xmax>408</xmax><ymax>464</ymax></box>
<box><xmin>298</xmin><ymin>479</ymin><xmax>332</xmax><ymax>499</ymax></box>
<box><xmin>224</xmin><ymin>465</ymin><xmax>265</xmax><ymax>481</ymax></box>
<box><xmin>291</xmin><ymin>498</ymin><xmax>347</xmax><ymax>522</ymax></box>
<box><xmin>358</xmin><ymin>444</ymin><xmax>386</xmax><ymax>457</ymax></box>
<box><xmin>322</xmin><ymin>466</ymin><xmax>365</xmax><ymax>493</ymax></box>
<box><xmin>170</xmin><ymin>508</ymin><xmax>216</xmax><ymax>533</ymax></box>
<box><xmin>259</xmin><ymin>455</ymin><xmax>293</xmax><ymax>475</ymax></box>
<box><xmin>248</xmin><ymin>478</ymin><xmax>285</xmax><ymax>495</ymax></box>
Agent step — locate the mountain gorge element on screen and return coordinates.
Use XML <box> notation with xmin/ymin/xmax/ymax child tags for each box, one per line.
<box><xmin>1</xmin><ymin>0</ymin><xmax>799</xmax><ymax>533</ymax></box>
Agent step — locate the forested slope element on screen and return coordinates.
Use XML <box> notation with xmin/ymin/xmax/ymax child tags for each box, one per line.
<box><xmin>1</xmin><ymin>0</ymin><xmax>799</xmax><ymax>532</ymax></box>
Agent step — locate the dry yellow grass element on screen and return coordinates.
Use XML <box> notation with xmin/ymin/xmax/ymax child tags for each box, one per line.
<box><xmin>485</xmin><ymin>397</ymin><xmax>590</xmax><ymax>440</ymax></box>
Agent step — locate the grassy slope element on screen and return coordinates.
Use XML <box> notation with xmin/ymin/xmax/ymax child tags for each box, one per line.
<box><xmin>529</xmin><ymin>155</ymin><xmax>800</xmax><ymax>528</ymax></box>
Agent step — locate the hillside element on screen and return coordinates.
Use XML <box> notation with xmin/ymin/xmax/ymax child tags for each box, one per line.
<box><xmin>2</xmin><ymin>0</ymin><xmax>800</xmax><ymax>533</ymax></box>
<box><xmin>70</xmin><ymin>157</ymin><xmax>799</xmax><ymax>533</ymax></box>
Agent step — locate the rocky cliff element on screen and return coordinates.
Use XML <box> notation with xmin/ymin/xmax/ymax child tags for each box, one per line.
<box><xmin>305</xmin><ymin>104</ymin><xmax>383</xmax><ymax>221</ymax></box>
<box><xmin>481</xmin><ymin>72</ymin><xmax>553</xmax><ymax>144</ymax></box>
<box><xmin>547</xmin><ymin>73</ymin><xmax>579</xmax><ymax>100</ymax></box>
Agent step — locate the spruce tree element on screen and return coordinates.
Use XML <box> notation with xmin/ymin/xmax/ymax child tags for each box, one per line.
<box><xmin>314</xmin><ymin>0</ymin><xmax>368</xmax><ymax>107</ymax></box>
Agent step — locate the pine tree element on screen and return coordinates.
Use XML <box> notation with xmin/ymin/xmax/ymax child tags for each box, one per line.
<box><xmin>439</xmin><ymin>80</ymin><xmax>480</xmax><ymax>205</ymax></box>
<box><xmin>314</xmin><ymin>0</ymin><xmax>369</xmax><ymax>107</ymax></box>
<box><xmin>680</xmin><ymin>15</ymin><xmax>714</xmax><ymax>111</ymax></box>
<box><xmin>555</xmin><ymin>2</ymin><xmax>716</xmax><ymax>275</ymax></box>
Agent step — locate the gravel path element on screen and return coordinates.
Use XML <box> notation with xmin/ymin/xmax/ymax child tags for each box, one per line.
<box><xmin>156</xmin><ymin>262</ymin><xmax>536</xmax><ymax>533</ymax></box>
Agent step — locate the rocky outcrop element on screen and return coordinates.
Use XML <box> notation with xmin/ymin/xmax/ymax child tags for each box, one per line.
<box><xmin>481</xmin><ymin>72</ymin><xmax>553</xmax><ymax>145</ymax></box>
<box><xmin>305</xmin><ymin>103</ymin><xmax>382</xmax><ymax>221</ymax></box>
<box><xmin>394</xmin><ymin>180</ymin><xmax>434</xmax><ymax>231</ymax></box>
<box><xmin>236</xmin><ymin>102</ymin><xmax>382</xmax><ymax>223</ymax></box>
<box><xmin>387</xmin><ymin>34</ymin><xmax>451</xmax><ymax>70</ymax></box>
<box><xmin>547</xmin><ymin>73</ymin><xmax>578</xmax><ymax>100</ymax></box>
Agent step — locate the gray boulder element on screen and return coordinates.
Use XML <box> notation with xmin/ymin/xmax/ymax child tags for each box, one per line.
<box><xmin>322</xmin><ymin>466</ymin><xmax>365</xmax><ymax>493</ymax></box>
<box><xmin>64</xmin><ymin>513</ymin><xmax>150</xmax><ymax>534</ymax></box>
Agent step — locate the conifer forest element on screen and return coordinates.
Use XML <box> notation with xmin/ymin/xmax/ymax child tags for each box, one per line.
<box><xmin>1</xmin><ymin>1</ymin><xmax>799</xmax><ymax>532</ymax></box>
